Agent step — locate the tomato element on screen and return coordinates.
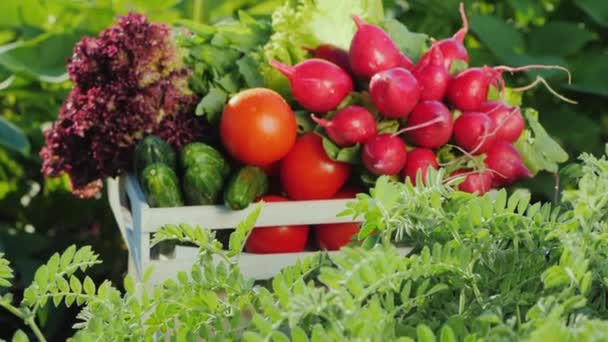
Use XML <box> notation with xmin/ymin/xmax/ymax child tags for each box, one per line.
<box><xmin>280</xmin><ymin>133</ymin><xmax>351</xmax><ymax>200</ymax></box>
<box><xmin>220</xmin><ymin>88</ymin><xmax>297</xmax><ymax>166</ymax></box>
<box><xmin>314</xmin><ymin>187</ymin><xmax>362</xmax><ymax>250</ymax></box>
<box><xmin>245</xmin><ymin>195</ymin><xmax>310</xmax><ymax>254</ymax></box>
<box><xmin>260</xmin><ymin>160</ymin><xmax>280</xmax><ymax>177</ymax></box>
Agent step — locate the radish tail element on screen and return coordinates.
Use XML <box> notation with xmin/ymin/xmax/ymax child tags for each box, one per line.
<box><xmin>392</xmin><ymin>116</ymin><xmax>445</xmax><ymax>137</ymax></box>
<box><xmin>310</xmin><ymin>114</ymin><xmax>332</xmax><ymax>128</ymax></box>
<box><xmin>269</xmin><ymin>60</ymin><xmax>295</xmax><ymax>78</ymax></box>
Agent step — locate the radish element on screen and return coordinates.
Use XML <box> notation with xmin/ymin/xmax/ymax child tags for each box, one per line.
<box><xmin>479</xmin><ymin>101</ymin><xmax>524</xmax><ymax>143</ymax></box>
<box><xmin>453</xmin><ymin>112</ymin><xmax>497</xmax><ymax>154</ymax></box>
<box><xmin>369</xmin><ymin>67</ymin><xmax>421</xmax><ymax>118</ymax></box>
<box><xmin>270</xmin><ymin>58</ymin><xmax>353</xmax><ymax>113</ymax></box>
<box><xmin>403</xmin><ymin>148</ymin><xmax>438</xmax><ymax>185</ymax></box>
<box><xmin>413</xmin><ymin>45</ymin><xmax>450</xmax><ymax>101</ymax></box>
<box><xmin>434</xmin><ymin>3</ymin><xmax>470</xmax><ymax>70</ymax></box>
<box><xmin>362</xmin><ymin>134</ymin><xmax>407</xmax><ymax>175</ymax></box>
<box><xmin>397</xmin><ymin>52</ymin><xmax>414</xmax><ymax>70</ymax></box>
<box><xmin>447</xmin><ymin>64</ymin><xmax>573</xmax><ymax>112</ymax></box>
<box><xmin>394</xmin><ymin>100</ymin><xmax>453</xmax><ymax>148</ymax></box>
<box><xmin>484</xmin><ymin>141</ymin><xmax>532</xmax><ymax>187</ymax></box>
<box><xmin>311</xmin><ymin>106</ymin><xmax>377</xmax><ymax>147</ymax></box>
<box><xmin>304</xmin><ymin>44</ymin><xmax>351</xmax><ymax>74</ymax></box>
<box><xmin>349</xmin><ymin>15</ymin><xmax>402</xmax><ymax>78</ymax></box>
<box><xmin>451</xmin><ymin>169</ymin><xmax>492</xmax><ymax>195</ymax></box>
<box><xmin>446</xmin><ymin>67</ymin><xmax>498</xmax><ymax>111</ymax></box>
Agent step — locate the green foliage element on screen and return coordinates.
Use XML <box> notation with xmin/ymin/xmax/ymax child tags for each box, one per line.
<box><xmin>178</xmin><ymin>11</ymin><xmax>272</xmax><ymax>123</ymax></box>
<box><xmin>1</xmin><ymin>146</ymin><xmax>608</xmax><ymax>340</ymax></box>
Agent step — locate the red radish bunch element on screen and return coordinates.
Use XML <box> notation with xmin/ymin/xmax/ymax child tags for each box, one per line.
<box><xmin>413</xmin><ymin>45</ymin><xmax>450</xmax><ymax>101</ymax></box>
<box><xmin>304</xmin><ymin>44</ymin><xmax>351</xmax><ymax>74</ymax></box>
<box><xmin>434</xmin><ymin>3</ymin><xmax>470</xmax><ymax>70</ymax></box>
<box><xmin>369</xmin><ymin>68</ymin><xmax>421</xmax><ymax>118</ymax></box>
<box><xmin>349</xmin><ymin>15</ymin><xmax>403</xmax><ymax>78</ymax></box>
<box><xmin>362</xmin><ymin>134</ymin><xmax>407</xmax><ymax>176</ymax></box>
<box><xmin>311</xmin><ymin>106</ymin><xmax>377</xmax><ymax>146</ymax></box>
<box><xmin>269</xmin><ymin>2</ymin><xmax>570</xmax><ymax>197</ymax></box>
<box><xmin>270</xmin><ymin>59</ymin><xmax>353</xmax><ymax>113</ymax></box>
<box><xmin>398</xmin><ymin>100</ymin><xmax>454</xmax><ymax>148</ymax></box>
<box><xmin>484</xmin><ymin>141</ymin><xmax>532</xmax><ymax>187</ymax></box>
<box><xmin>451</xmin><ymin>170</ymin><xmax>492</xmax><ymax>195</ymax></box>
<box><xmin>453</xmin><ymin>112</ymin><xmax>497</xmax><ymax>154</ymax></box>
<box><xmin>403</xmin><ymin>148</ymin><xmax>438</xmax><ymax>185</ymax></box>
<box><xmin>479</xmin><ymin>101</ymin><xmax>524</xmax><ymax>143</ymax></box>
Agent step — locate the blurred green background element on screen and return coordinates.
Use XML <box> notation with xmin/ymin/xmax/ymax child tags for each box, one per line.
<box><xmin>0</xmin><ymin>0</ymin><xmax>605</xmax><ymax>339</ymax></box>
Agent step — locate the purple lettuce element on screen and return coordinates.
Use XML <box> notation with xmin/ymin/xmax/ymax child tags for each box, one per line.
<box><xmin>40</xmin><ymin>13</ymin><xmax>208</xmax><ymax>197</ymax></box>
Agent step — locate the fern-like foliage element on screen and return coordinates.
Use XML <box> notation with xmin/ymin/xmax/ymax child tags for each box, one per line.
<box><xmin>0</xmin><ymin>253</ymin><xmax>13</xmax><ymax>288</ymax></box>
<box><xmin>4</xmin><ymin>147</ymin><xmax>608</xmax><ymax>341</ymax></box>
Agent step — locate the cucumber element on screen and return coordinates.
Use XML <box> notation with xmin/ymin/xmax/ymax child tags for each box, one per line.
<box><xmin>179</xmin><ymin>142</ymin><xmax>230</xmax><ymax>205</ymax></box>
<box><xmin>140</xmin><ymin>163</ymin><xmax>183</xmax><ymax>207</ymax></box>
<box><xmin>182</xmin><ymin>164</ymin><xmax>225</xmax><ymax>205</ymax></box>
<box><xmin>180</xmin><ymin>142</ymin><xmax>230</xmax><ymax>177</ymax></box>
<box><xmin>134</xmin><ymin>135</ymin><xmax>176</xmax><ymax>178</ymax></box>
<box><xmin>224</xmin><ymin>166</ymin><xmax>269</xmax><ymax>210</ymax></box>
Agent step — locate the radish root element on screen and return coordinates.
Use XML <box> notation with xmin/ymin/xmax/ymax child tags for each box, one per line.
<box><xmin>512</xmin><ymin>76</ymin><xmax>578</xmax><ymax>104</ymax></box>
<box><xmin>392</xmin><ymin>116</ymin><xmax>445</xmax><ymax>137</ymax></box>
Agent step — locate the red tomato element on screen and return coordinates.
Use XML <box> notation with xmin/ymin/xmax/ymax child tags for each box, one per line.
<box><xmin>280</xmin><ymin>133</ymin><xmax>351</xmax><ymax>200</ymax></box>
<box><xmin>245</xmin><ymin>195</ymin><xmax>310</xmax><ymax>254</ymax></box>
<box><xmin>260</xmin><ymin>160</ymin><xmax>281</xmax><ymax>177</ymax></box>
<box><xmin>220</xmin><ymin>88</ymin><xmax>297</xmax><ymax>166</ymax></box>
<box><xmin>314</xmin><ymin>187</ymin><xmax>362</xmax><ymax>251</ymax></box>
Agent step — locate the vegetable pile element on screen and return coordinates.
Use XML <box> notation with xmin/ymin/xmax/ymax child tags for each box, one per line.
<box><xmin>40</xmin><ymin>2</ymin><xmax>572</xmax><ymax>254</ymax></box>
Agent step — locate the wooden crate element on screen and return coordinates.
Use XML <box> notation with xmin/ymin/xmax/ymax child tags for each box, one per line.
<box><xmin>107</xmin><ymin>175</ymin><xmax>411</xmax><ymax>286</ymax></box>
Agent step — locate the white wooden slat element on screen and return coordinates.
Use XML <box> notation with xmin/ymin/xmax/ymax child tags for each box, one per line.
<box><xmin>124</xmin><ymin>175</ymin><xmax>362</xmax><ymax>232</ymax></box>
<box><xmin>112</xmin><ymin>173</ymin><xmax>407</xmax><ymax>286</ymax></box>
<box><xmin>148</xmin><ymin>246</ymin><xmax>413</xmax><ymax>286</ymax></box>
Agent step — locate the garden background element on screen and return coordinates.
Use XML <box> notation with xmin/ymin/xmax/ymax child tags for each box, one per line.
<box><xmin>0</xmin><ymin>0</ymin><xmax>606</xmax><ymax>339</ymax></box>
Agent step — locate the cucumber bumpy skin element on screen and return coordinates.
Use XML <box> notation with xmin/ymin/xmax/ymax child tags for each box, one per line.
<box><xmin>179</xmin><ymin>142</ymin><xmax>231</xmax><ymax>205</ymax></box>
<box><xmin>182</xmin><ymin>164</ymin><xmax>225</xmax><ymax>205</ymax></box>
<box><xmin>134</xmin><ymin>135</ymin><xmax>177</xmax><ymax>177</ymax></box>
<box><xmin>224</xmin><ymin>166</ymin><xmax>269</xmax><ymax>210</ymax></box>
<box><xmin>180</xmin><ymin>142</ymin><xmax>231</xmax><ymax>177</ymax></box>
<box><xmin>140</xmin><ymin>163</ymin><xmax>184</xmax><ymax>207</ymax></box>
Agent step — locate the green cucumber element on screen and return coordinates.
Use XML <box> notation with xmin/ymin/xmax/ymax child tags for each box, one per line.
<box><xmin>180</xmin><ymin>142</ymin><xmax>230</xmax><ymax>177</ymax></box>
<box><xmin>134</xmin><ymin>135</ymin><xmax>176</xmax><ymax>178</ymax></box>
<box><xmin>179</xmin><ymin>142</ymin><xmax>230</xmax><ymax>205</ymax></box>
<box><xmin>140</xmin><ymin>163</ymin><xmax>183</xmax><ymax>207</ymax></box>
<box><xmin>224</xmin><ymin>166</ymin><xmax>269</xmax><ymax>210</ymax></box>
<box><xmin>182</xmin><ymin>164</ymin><xmax>225</xmax><ymax>205</ymax></box>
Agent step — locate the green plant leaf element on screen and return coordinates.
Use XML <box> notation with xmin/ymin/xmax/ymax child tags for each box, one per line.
<box><xmin>0</xmin><ymin>253</ymin><xmax>13</xmax><ymax>287</ymax></box>
<box><xmin>527</xmin><ymin>22</ymin><xmax>598</xmax><ymax>57</ymax></box>
<box><xmin>83</xmin><ymin>276</ymin><xmax>95</xmax><ymax>296</ymax></box>
<box><xmin>321</xmin><ymin>137</ymin><xmax>361</xmax><ymax>164</ymax></box>
<box><xmin>0</xmin><ymin>116</ymin><xmax>30</xmax><ymax>155</ymax></box>
<box><xmin>382</xmin><ymin>19</ymin><xmax>428</xmax><ymax>62</ymax></box>
<box><xmin>11</xmin><ymin>329</ymin><xmax>29</xmax><ymax>342</ymax></box>
<box><xmin>515</xmin><ymin>108</ymin><xmax>568</xmax><ymax>174</ymax></box>
<box><xmin>0</xmin><ymin>0</ymin><xmax>45</xmax><ymax>30</ymax></box>
<box><xmin>574</xmin><ymin>0</ymin><xmax>608</xmax><ymax>27</ymax></box>
<box><xmin>563</xmin><ymin>52</ymin><xmax>608</xmax><ymax>97</ymax></box>
<box><xmin>0</xmin><ymin>32</ymin><xmax>81</xmax><ymax>82</ymax></box>
<box><xmin>470</xmin><ymin>14</ymin><xmax>524</xmax><ymax>62</ymax></box>
<box><xmin>194</xmin><ymin>86</ymin><xmax>228</xmax><ymax>124</ymax></box>
<box><xmin>229</xmin><ymin>203</ymin><xmax>262</xmax><ymax>255</ymax></box>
